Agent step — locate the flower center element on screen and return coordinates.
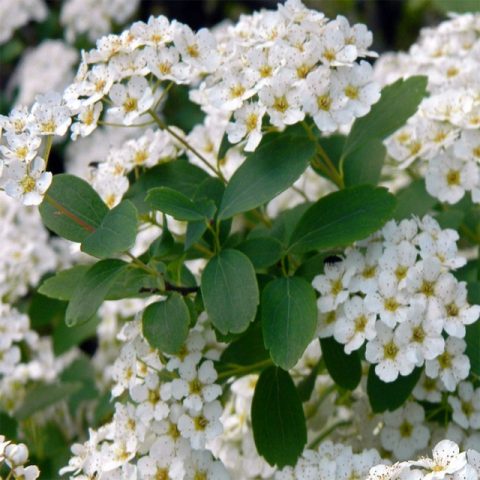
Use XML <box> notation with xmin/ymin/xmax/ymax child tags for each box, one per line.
<box><xmin>20</xmin><ymin>175</ymin><xmax>36</xmax><ymax>193</ymax></box>
<box><xmin>420</xmin><ymin>280</ymin><xmax>435</xmax><ymax>297</ymax></box>
<box><xmin>446</xmin><ymin>302</ymin><xmax>459</xmax><ymax>317</ymax></box>
<box><xmin>345</xmin><ymin>85</ymin><xmax>359</xmax><ymax>100</ymax></box>
<box><xmin>245</xmin><ymin>113</ymin><xmax>258</xmax><ymax>132</ymax></box>
<box><xmin>189</xmin><ymin>379</ymin><xmax>202</xmax><ymax>395</ymax></box>
<box><xmin>438</xmin><ymin>351</ymin><xmax>452</xmax><ymax>369</ymax></box>
<box><xmin>194</xmin><ymin>415</ymin><xmax>208</xmax><ymax>431</ymax></box>
<box><xmin>354</xmin><ymin>315</ymin><xmax>367</xmax><ymax>333</ymax></box>
<box><xmin>383</xmin><ymin>341</ymin><xmax>398</xmax><ymax>360</ymax></box>
<box><xmin>412</xmin><ymin>325</ymin><xmax>425</xmax><ymax>343</ymax></box>
<box><xmin>123</xmin><ymin>97</ymin><xmax>138</xmax><ymax>113</ymax></box>
<box><xmin>384</xmin><ymin>297</ymin><xmax>399</xmax><ymax>312</ymax></box>
<box><xmin>446</xmin><ymin>169</ymin><xmax>461</xmax><ymax>186</ymax></box>
<box><xmin>399</xmin><ymin>420</ymin><xmax>413</xmax><ymax>437</ymax></box>
<box><xmin>187</xmin><ymin>44</ymin><xmax>200</xmax><ymax>58</ymax></box>
<box><xmin>316</xmin><ymin>94</ymin><xmax>332</xmax><ymax>111</ymax></box>
<box><xmin>273</xmin><ymin>96</ymin><xmax>289</xmax><ymax>113</ymax></box>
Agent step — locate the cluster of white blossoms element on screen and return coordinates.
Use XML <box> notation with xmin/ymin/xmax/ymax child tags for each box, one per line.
<box><xmin>313</xmin><ymin>215</ymin><xmax>479</xmax><ymax>387</ymax></box>
<box><xmin>367</xmin><ymin>439</ymin><xmax>480</xmax><ymax>480</ymax></box>
<box><xmin>8</xmin><ymin>40</ymin><xmax>79</xmax><ymax>107</ymax></box>
<box><xmin>375</xmin><ymin>14</ymin><xmax>480</xmax><ymax>204</ymax></box>
<box><xmin>62</xmin><ymin>315</ymin><xmax>230</xmax><ymax>479</ymax></box>
<box><xmin>0</xmin><ymin>436</ymin><xmax>40</xmax><ymax>480</ymax></box>
<box><xmin>60</xmin><ymin>0</ymin><xmax>140</xmax><ymax>43</ymax></box>
<box><xmin>0</xmin><ymin>0</ymin><xmax>47</xmax><ymax>45</ymax></box>
<box><xmin>0</xmin><ymin>0</ymin><xmax>381</xmax><ymax>206</ymax></box>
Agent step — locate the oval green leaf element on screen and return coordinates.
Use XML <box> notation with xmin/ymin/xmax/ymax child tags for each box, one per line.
<box><xmin>320</xmin><ymin>337</ymin><xmax>362</xmax><ymax>390</ymax></box>
<box><xmin>251</xmin><ymin>366</ymin><xmax>307</xmax><ymax>468</ymax></box>
<box><xmin>262</xmin><ymin>277</ymin><xmax>317</xmax><ymax>370</ymax></box>
<box><xmin>65</xmin><ymin>259</ymin><xmax>128</xmax><ymax>326</ymax></box>
<box><xmin>218</xmin><ymin>134</ymin><xmax>315</xmax><ymax>220</ymax></box>
<box><xmin>289</xmin><ymin>186</ymin><xmax>396</xmax><ymax>254</ymax></box>
<box><xmin>142</xmin><ymin>293</ymin><xmax>190</xmax><ymax>354</ymax></box>
<box><xmin>201</xmin><ymin>249</ymin><xmax>259</xmax><ymax>334</ymax></box>
<box><xmin>81</xmin><ymin>200</ymin><xmax>138</xmax><ymax>258</ymax></box>
<box><xmin>367</xmin><ymin>366</ymin><xmax>422</xmax><ymax>413</ymax></box>
<box><xmin>146</xmin><ymin>186</ymin><xmax>208</xmax><ymax>221</ymax></box>
<box><xmin>39</xmin><ymin>174</ymin><xmax>109</xmax><ymax>242</ymax></box>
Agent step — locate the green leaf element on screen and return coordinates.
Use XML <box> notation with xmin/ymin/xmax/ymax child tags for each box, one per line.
<box><xmin>14</xmin><ymin>383</ymin><xmax>82</xmax><ymax>420</ymax></box>
<box><xmin>38</xmin><ymin>266</ymin><xmax>90</xmax><ymax>301</ymax></box>
<box><xmin>297</xmin><ymin>360</ymin><xmax>321</xmax><ymax>402</ymax></box>
<box><xmin>289</xmin><ymin>186</ymin><xmax>396</xmax><ymax>254</ymax></box>
<box><xmin>320</xmin><ymin>337</ymin><xmax>362</xmax><ymax>390</ymax></box>
<box><xmin>105</xmin><ymin>267</ymin><xmax>157</xmax><ymax>300</ymax></box>
<box><xmin>466</xmin><ymin>282</ymin><xmax>480</xmax><ymax>376</ymax></box>
<box><xmin>142</xmin><ymin>293</ymin><xmax>190</xmax><ymax>354</ymax></box>
<box><xmin>262</xmin><ymin>277</ymin><xmax>317</xmax><ymax>370</ymax></box>
<box><xmin>218</xmin><ymin>134</ymin><xmax>315</xmax><ymax>220</ymax></box>
<box><xmin>432</xmin><ymin>0</ymin><xmax>479</xmax><ymax>13</ymax></box>
<box><xmin>367</xmin><ymin>366</ymin><xmax>422</xmax><ymax>413</ymax></box>
<box><xmin>251</xmin><ymin>366</ymin><xmax>307</xmax><ymax>468</ymax></box>
<box><xmin>220</xmin><ymin>322</ymin><xmax>270</xmax><ymax>367</ymax></box>
<box><xmin>39</xmin><ymin>174</ymin><xmax>108</xmax><ymax>242</ymax></box>
<box><xmin>81</xmin><ymin>200</ymin><xmax>138</xmax><ymax>259</ymax></box>
<box><xmin>393</xmin><ymin>179</ymin><xmax>437</xmax><ymax>220</ymax></box>
<box><xmin>238</xmin><ymin>237</ymin><xmax>283</xmax><ymax>269</ymax></box>
<box><xmin>28</xmin><ymin>293</ymin><xmax>66</xmax><ymax>329</ymax></box>
<box><xmin>201</xmin><ymin>249</ymin><xmax>259</xmax><ymax>334</ymax></box>
<box><xmin>146</xmin><ymin>187</ymin><xmax>211</xmax><ymax>221</ymax></box>
<box><xmin>65</xmin><ymin>259</ymin><xmax>128</xmax><ymax>326</ymax></box>
<box><xmin>53</xmin><ymin>315</ymin><xmax>100</xmax><ymax>355</ymax></box>
<box><xmin>343</xmin><ymin>139</ymin><xmax>386</xmax><ymax>187</ymax></box>
<box><xmin>125</xmin><ymin>159</ymin><xmax>209</xmax><ymax>214</ymax></box>
<box><xmin>342</xmin><ymin>76</ymin><xmax>428</xmax><ymax>158</ymax></box>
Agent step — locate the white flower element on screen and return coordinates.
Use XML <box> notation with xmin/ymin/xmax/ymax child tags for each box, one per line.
<box><xmin>380</xmin><ymin>402</ymin><xmax>430</xmax><ymax>460</ymax></box>
<box><xmin>4</xmin><ymin>442</ymin><xmax>29</xmax><ymax>466</ymax></box>
<box><xmin>448</xmin><ymin>382</ymin><xmax>480</xmax><ymax>430</ymax></box>
<box><xmin>29</xmin><ymin>92</ymin><xmax>72</xmax><ymax>136</ymax></box>
<box><xmin>425</xmin><ymin>337</ymin><xmax>470</xmax><ymax>392</ymax></box>
<box><xmin>12</xmin><ymin>465</ymin><xmax>40</xmax><ymax>480</ymax></box>
<box><xmin>258</xmin><ymin>71</ymin><xmax>304</xmax><ymax>128</ymax></box>
<box><xmin>177</xmin><ymin>401</ymin><xmax>223</xmax><ymax>449</ymax></box>
<box><xmin>365</xmin><ymin>271</ymin><xmax>409</xmax><ymax>328</ymax></box>
<box><xmin>331</xmin><ymin>61</ymin><xmax>380</xmax><ymax>119</ymax></box>
<box><xmin>0</xmin><ymin>132</ymin><xmax>41</xmax><ymax>162</ymax></box>
<box><xmin>426</xmin><ymin>151</ymin><xmax>478</xmax><ymax>204</ymax></box>
<box><xmin>171</xmin><ymin>360</ymin><xmax>222</xmax><ymax>412</ymax></box>
<box><xmin>173</xmin><ymin>23</ymin><xmax>220</xmax><ymax>72</ymax></box>
<box><xmin>333</xmin><ymin>295</ymin><xmax>377</xmax><ymax>354</ymax></box>
<box><xmin>395</xmin><ymin>302</ymin><xmax>445</xmax><ymax>364</ymax></box>
<box><xmin>183</xmin><ymin>450</ymin><xmax>230</xmax><ymax>480</ymax></box>
<box><xmin>412</xmin><ymin>439</ymin><xmax>467</xmax><ymax>479</ymax></box>
<box><xmin>145</xmin><ymin>45</ymin><xmax>189</xmax><ymax>83</ymax></box>
<box><xmin>2</xmin><ymin>157</ymin><xmax>52</xmax><ymax>206</ymax></box>
<box><xmin>319</xmin><ymin>18</ymin><xmax>358</xmax><ymax>66</ymax></box>
<box><xmin>302</xmin><ymin>66</ymin><xmax>349</xmax><ymax>133</ymax></box>
<box><xmin>365</xmin><ymin>322</ymin><xmax>416</xmax><ymax>382</ymax></box>
<box><xmin>71</xmin><ymin>102</ymin><xmax>103</xmax><ymax>140</ymax></box>
<box><xmin>129</xmin><ymin>372</ymin><xmax>170</xmax><ymax>423</ymax></box>
<box><xmin>226</xmin><ymin>102</ymin><xmax>266</xmax><ymax>152</ymax></box>
<box><xmin>413</xmin><ymin>373</ymin><xmax>443</xmax><ymax>403</ymax></box>
<box><xmin>345</xmin><ymin>243</ymin><xmax>383</xmax><ymax>294</ymax></box>
<box><xmin>108</xmin><ymin>76</ymin><xmax>154</xmax><ymax>125</ymax></box>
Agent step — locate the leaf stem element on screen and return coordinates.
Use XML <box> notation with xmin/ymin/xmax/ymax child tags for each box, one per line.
<box><xmin>148</xmin><ymin>109</ymin><xmax>227</xmax><ymax>182</ymax></box>
<box><xmin>308</xmin><ymin>419</ymin><xmax>351</xmax><ymax>449</ymax></box>
<box><xmin>217</xmin><ymin>359</ymin><xmax>273</xmax><ymax>380</ymax></box>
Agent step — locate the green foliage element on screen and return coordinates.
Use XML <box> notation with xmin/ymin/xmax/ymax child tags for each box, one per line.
<box><xmin>146</xmin><ymin>186</ymin><xmax>214</xmax><ymax>221</ymax></box>
<box><xmin>237</xmin><ymin>237</ymin><xmax>283</xmax><ymax>270</ymax></box>
<box><xmin>81</xmin><ymin>200</ymin><xmax>138</xmax><ymax>258</ymax></box>
<box><xmin>262</xmin><ymin>277</ymin><xmax>317</xmax><ymax>370</ymax></box>
<box><xmin>142</xmin><ymin>293</ymin><xmax>191</xmax><ymax>354</ymax></box>
<box><xmin>218</xmin><ymin>134</ymin><xmax>315</xmax><ymax>220</ymax></box>
<box><xmin>320</xmin><ymin>338</ymin><xmax>362</xmax><ymax>391</ymax></box>
<box><xmin>14</xmin><ymin>383</ymin><xmax>82</xmax><ymax>421</ymax></box>
<box><xmin>251</xmin><ymin>367</ymin><xmax>307</xmax><ymax>467</ymax></box>
<box><xmin>39</xmin><ymin>174</ymin><xmax>108</xmax><ymax>242</ymax></box>
<box><xmin>289</xmin><ymin>186</ymin><xmax>397</xmax><ymax>253</ymax></box>
<box><xmin>367</xmin><ymin>367</ymin><xmax>422</xmax><ymax>413</ymax></box>
<box><xmin>65</xmin><ymin>259</ymin><xmax>128</xmax><ymax>326</ymax></box>
<box><xmin>201</xmin><ymin>249</ymin><xmax>259</xmax><ymax>334</ymax></box>
<box><xmin>125</xmin><ymin>159</ymin><xmax>209</xmax><ymax>214</ymax></box>
<box><xmin>38</xmin><ymin>266</ymin><xmax>90</xmax><ymax>300</ymax></box>
<box><xmin>393</xmin><ymin>179</ymin><xmax>437</xmax><ymax>220</ymax></box>
<box><xmin>342</xmin><ymin>76</ymin><xmax>428</xmax><ymax>159</ymax></box>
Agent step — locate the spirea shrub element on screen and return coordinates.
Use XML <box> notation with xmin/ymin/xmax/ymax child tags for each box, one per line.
<box><xmin>1</xmin><ymin>1</ymin><xmax>480</xmax><ymax>479</ymax></box>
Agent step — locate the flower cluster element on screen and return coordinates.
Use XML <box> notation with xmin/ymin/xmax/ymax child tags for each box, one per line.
<box><xmin>0</xmin><ymin>0</ymin><xmax>47</xmax><ymax>45</ymax></box>
<box><xmin>367</xmin><ymin>439</ymin><xmax>480</xmax><ymax>480</ymax></box>
<box><xmin>62</xmin><ymin>315</ymin><xmax>229</xmax><ymax>479</ymax></box>
<box><xmin>313</xmin><ymin>215</ymin><xmax>479</xmax><ymax>388</ymax></box>
<box><xmin>0</xmin><ymin>436</ymin><xmax>40</xmax><ymax>480</ymax></box>
<box><xmin>375</xmin><ymin>14</ymin><xmax>480</xmax><ymax>204</ymax></box>
<box><xmin>60</xmin><ymin>0</ymin><xmax>140</xmax><ymax>43</ymax></box>
<box><xmin>0</xmin><ymin>0</ymin><xmax>380</xmax><ymax>206</ymax></box>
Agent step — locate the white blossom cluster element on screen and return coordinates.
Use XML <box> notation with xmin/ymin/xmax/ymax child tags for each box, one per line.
<box><xmin>375</xmin><ymin>14</ymin><xmax>480</xmax><ymax>204</ymax></box>
<box><xmin>0</xmin><ymin>436</ymin><xmax>40</xmax><ymax>480</ymax></box>
<box><xmin>8</xmin><ymin>40</ymin><xmax>79</xmax><ymax>107</ymax></box>
<box><xmin>313</xmin><ymin>215</ymin><xmax>479</xmax><ymax>388</ymax></box>
<box><xmin>0</xmin><ymin>0</ymin><xmax>380</xmax><ymax>207</ymax></box>
<box><xmin>0</xmin><ymin>0</ymin><xmax>47</xmax><ymax>45</ymax></box>
<box><xmin>62</xmin><ymin>315</ymin><xmax>230</xmax><ymax>479</ymax></box>
<box><xmin>367</xmin><ymin>439</ymin><xmax>480</xmax><ymax>480</ymax></box>
<box><xmin>60</xmin><ymin>0</ymin><xmax>140</xmax><ymax>43</ymax></box>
